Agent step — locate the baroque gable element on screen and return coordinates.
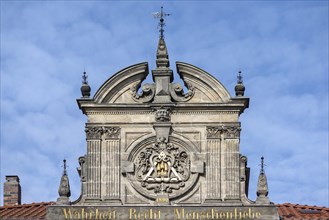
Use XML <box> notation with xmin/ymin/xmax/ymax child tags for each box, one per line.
<box><xmin>48</xmin><ymin>7</ymin><xmax>279</xmax><ymax>220</ymax></box>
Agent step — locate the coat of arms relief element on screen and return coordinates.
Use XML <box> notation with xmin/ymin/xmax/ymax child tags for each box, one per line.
<box><xmin>135</xmin><ymin>138</ymin><xmax>190</xmax><ymax>194</ymax></box>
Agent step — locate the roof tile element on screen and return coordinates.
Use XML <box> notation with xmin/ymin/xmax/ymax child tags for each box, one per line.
<box><xmin>277</xmin><ymin>203</ymin><xmax>329</xmax><ymax>220</ymax></box>
<box><xmin>0</xmin><ymin>202</ymin><xmax>54</xmax><ymax>220</ymax></box>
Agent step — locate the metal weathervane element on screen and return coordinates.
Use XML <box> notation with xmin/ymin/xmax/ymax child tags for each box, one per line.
<box><xmin>259</xmin><ymin>156</ymin><xmax>267</xmax><ymax>174</ymax></box>
<box><xmin>62</xmin><ymin>159</ymin><xmax>68</xmax><ymax>175</ymax></box>
<box><xmin>152</xmin><ymin>6</ymin><xmax>171</xmax><ymax>38</ymax></box>
<box><xmin>237</xmin><ymin>70</ymin><xmax>243</xmax><ymax>84</ymax></box>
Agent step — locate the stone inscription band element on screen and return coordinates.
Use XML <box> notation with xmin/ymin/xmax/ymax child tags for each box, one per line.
<box><xmin>48</xmin><ymin>206</ymin><xmax>269</xmax><ymax>220</ymax></box>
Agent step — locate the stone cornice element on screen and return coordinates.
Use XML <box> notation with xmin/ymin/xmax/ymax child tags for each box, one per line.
<box><xmin>78</xmin><ymin>102</ymin><xmax>249</xmax><ymax>116</ymax></box>
<box><xmin>85</xmin><ymin>110</ymin><xmax>241</xmax><ymax>116</ymax></box>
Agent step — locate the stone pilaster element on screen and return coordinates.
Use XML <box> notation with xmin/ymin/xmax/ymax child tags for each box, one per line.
<box><xmin>102</xmin><ymin>127</ymin><xmax>121</xmax><ymax>203</ymax></box>
<box><xmin>84</xmin><ymin>126</ymin><xmax>121</xmax><ymax>203</ymax></box>
<box><xmin>205</xmin><ymin>125</ymin><xmax>241</xmax><ymax>202</ymax></box>
<box><xmin>84</xmin><ymin>127</ymin><xmax>100</xmax><ymax>201</ymax></box>
<box><xmin>205</xmin><ymin>127</ymin><xmax>223</xmax><ymax>202</ymax></box>
<box><xmin>86</xmin><ymin>138</ymin><xmax>101</xmax><ymax>200</ymax></box>
<box><xmin>223</xmin><ymin>126</ymin><xmax>241</xmax><ymax>200</ymax></box>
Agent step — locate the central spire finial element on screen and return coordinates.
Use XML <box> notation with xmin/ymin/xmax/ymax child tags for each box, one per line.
<box><xmin>62</xmin><ymin>159</ymin><xmax>67</xmax><ymax>175</ymax></box>
<box><xmin>259</xmin><ymin>156</ymin><xmax>266</xmax><ymax>174</ymax></box>
<box><xmin>153</xmin><ymin>6</ymin><xmax>171</xmax><ymax>38</ymax></box>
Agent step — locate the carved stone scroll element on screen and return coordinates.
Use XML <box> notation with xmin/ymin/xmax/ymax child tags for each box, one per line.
<box><xmin>131</xmin><ymin>81</ymin><xmax>155</xmax><ymax>103</ymax></box>
<box><xmin>77</xmin><ymin>156</ymin><xmax>87</xmax><ymax>182</ymax></box>
<box><xmin>170</xmin><ymin>82</ymin><xmax>195</xmax><ymax>102</ymax></box>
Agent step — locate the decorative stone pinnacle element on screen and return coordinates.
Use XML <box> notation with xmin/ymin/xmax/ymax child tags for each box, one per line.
<box><xmin>57</xmin><ymin>159</ymin><xmax>71</xmax><ymax>204</ymax></box>
<box><xmin>235</xmin><ymin>69</ymin><xmax>245</xmax><ymax>97</ymax></box>
<box><xmin>256</xmin><ymin>156</ymin><xmax>270</xmax><ymax>204</ymax></box>
<box><xmin>156</xmin><ymin>38</ymin><xmax>170</xmax><ymax>68</ymax></box>
<box><xmin>81</xmin><ymin>71</ymin><xmax>91</xmax><ymax>98</ymax></box>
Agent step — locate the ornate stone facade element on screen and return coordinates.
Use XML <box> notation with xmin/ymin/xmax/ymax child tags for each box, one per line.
<box><xmin>47</xmin><ymin>9</ymin><xmax>279</xmax><ymax>220</ymax></box>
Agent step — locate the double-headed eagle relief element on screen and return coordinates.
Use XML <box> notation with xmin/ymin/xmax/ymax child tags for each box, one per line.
<box><xmin>135</xmin><ymin>138</ymin><xmax>190</xmax><ymax>194</ymax></box>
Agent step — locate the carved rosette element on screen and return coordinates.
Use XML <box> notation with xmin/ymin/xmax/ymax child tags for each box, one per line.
<box><xmin>206</xmin><ymin>126</ymin><xmax>241</xmax><ymax>139</ymax></box>
<box><xmin>134</xmin><ymin>140</ymin><xmax>190</xmax><ymax>194</ymax></box>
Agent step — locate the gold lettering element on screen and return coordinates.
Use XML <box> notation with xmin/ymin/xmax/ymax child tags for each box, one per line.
<box><xmin>174</xmin><ymin>208</ymin><xmax>183</xmax><ymax>219</ymax></box>
<box><xmin>214</xmin><ymin>209</ymin><xmax>219</xmax><ymax>219</ymax></box>
<box><xmin>192</xmin><ymin>211</ymin><xmax>199</xmax><ymax>219</ymax></box>
<box><xmin>248</xmin><ymin>208</ymin><xmax>251</xmax><ymax>218</ymax></box>
<box><xmin>226</xmin><ymin>211</ymin><xmax>233</xmax><ymax>219</ymax></box>
<box><xmin>73</xmin><ymin>210</ymin><xmax>81</xmax><ymax>219</ymax></box>
<box><xmin>156</xmin><ymin>198</ymin><xmax>169</xmax><ymax>203</ymax></box>
<box><xmin>243</xmin><ymin>211</ymin><xmax>248</xmax><ymax>218</ymax></box>
<box><xmin>60</xmin><ymin>207</ymin><xmax>264</xmax><ymax>220</ymax></box>
<box><xmin>63</xmin><ymin>208</ymin><xmax>72</xmax><ymax>219</ymax></box>
<box><xmin>102</xmin><ymin>211</ymin><xmax>108</xmax><ymax>219</ymax></box>
<box><xmin>129</xmin><ymin>208</ymin><xmax>135</xmax><ymax>219</ymax></box>
<box><xmin>81</xmin><ymin>209</ymin><xmax>84</xmax><ymax>219</ymax></box>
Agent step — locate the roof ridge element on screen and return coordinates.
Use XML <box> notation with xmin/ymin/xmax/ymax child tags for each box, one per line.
<box><xmin>0</xmin><ymin>202</ymin><xmax>54</xmax><ymax>209</ymax></box>
<box><xmin>277</xmin><ymin>203</ymin><xmax>329</xmax><ymax>209</ymax></box>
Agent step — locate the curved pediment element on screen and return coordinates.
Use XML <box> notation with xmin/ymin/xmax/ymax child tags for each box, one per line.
<box><xmin>93</xmin><ymin>62</ymin><xmax>151</xmax><ymax>104</ymax></box>
<box><xmin>93</xmin><ymin>62</ymin><xmax>232</xmax><ymax>104</ymax></box>
<box><xmin>176</xmin><ymin>62</ymin><xmax>231</xmax><ymax>103</ymax></box>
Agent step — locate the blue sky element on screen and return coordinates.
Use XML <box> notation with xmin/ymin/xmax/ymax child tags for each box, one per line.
<box><xmin>1</xmin><ymin>1</ymin><xmax>328</xmax><ymax>207</ymax></box>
